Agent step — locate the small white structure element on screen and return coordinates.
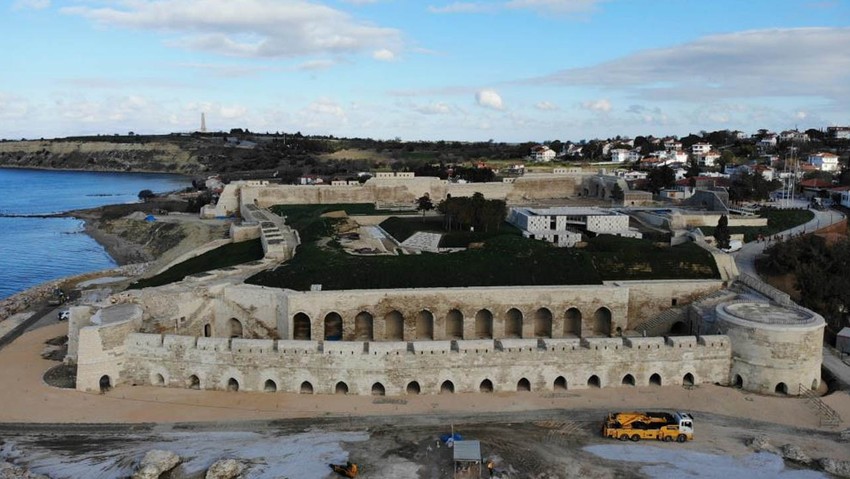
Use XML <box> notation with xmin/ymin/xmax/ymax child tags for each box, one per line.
<box><xmin>828</xmin><ymin>126</ymin><xmax>850</xmax><ymax>140</ymax></box>
<box><xmin>610</xmin><ymin>148</ymin><xmax>630</xmax><ymax>163</ymax></box>
<box><xmin>808</xmin><ymin>152</ymin><xmax>839</xmax><ymax>172</ymax></box>
<box><xmin>691</xmin><ymin>143</ymin><xmax>712</xmax><ymax>155</ymax></box>
<box><xmin>531</xmin><ymin>145</ymin><xmax>556</xmax><ymax>162</ymax></box>
<box><xmin>507</xmin><ymin>206</ymin><xmax>641</xmax><ymax>247</ymax></box>
<box><xmin>699</xmin><ymin>151</ymin><xmax>721</xmax><ymax>168</ymax></box>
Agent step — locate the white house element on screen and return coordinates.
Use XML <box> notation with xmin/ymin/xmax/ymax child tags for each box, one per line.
<box><xmin>691</xmin><ymin>143</ymin><xmax>712</xmax><ymax>155</ymax></box>
<box><xmin>700</xmin><ymin>150</ymin><xmax>721</xmax><ymax>168</ymax></box>
<box><xmin>780</xmin><ymin>130</ymin><xmax>809</xmax><ymax>142</ymax></box>
<box><xmin>531</xmin><ymin>145</ymin><xmax>556</xmax><ymax>162</ymax></box>
<box><xmin>758</xmin><ymin>135</ymin><xmax>778</xmax><ymax>149</ymax></box>
<box><xmin>628</xmin><ymin>150</ymin><xmax>643</xmax><ymax>163</ymax></box>
<box><xmin>828</xmin><ymin>126</ymin><xmax>850</xmax><ymax>140</ymax></box>
<box><xmin>808</xmin><ymin>152</ymin><xmax>840</xmax><ymax>172</ymax></box>
<box><xmin>610</xmin><ymin>148</ymin><xmax>630</xmax><ymax>163</ymax></box>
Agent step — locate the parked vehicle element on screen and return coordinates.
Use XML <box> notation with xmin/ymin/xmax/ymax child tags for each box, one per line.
<box><xmin>58</xmin><ymin>310</ymin><xmax>70</xmax><ymax>321</ymax></box>
<box><xmin>602</xmin><ymin>411</ymin><xmax>694</xmax><ymax>442</ymax></box>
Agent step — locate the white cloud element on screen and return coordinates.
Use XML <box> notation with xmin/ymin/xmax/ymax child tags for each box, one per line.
<box><xmin>535</xmin><ymin>101</ymin><xmax>558</xmax><ymax>111</ymax></box>
<box><xmin>0</xmin><ymin>93</ymin><xmax>30</xmax><ymax>119</ymax></box>
<box><xmin>428</xmin><ymin>2</ymin><xmax>496</xmax><ymax>13</ymax></box>
<box><xmin>13</xmin><ymin>0</ymin><xmax>50</xmax><ymax>10</ymax></box>
<box><xmin>372</xmin><ymin>48</ymin><xmax>395</xmax><ymax>61</ymax></box>
<box><xmin>413</xmin><ymin>102</ymin><xmax>454</xmax><ymax>115</ymax></box>
<box><xmin>429</xmin><ymin>0</ymin><xmax>601</xmax><ymax>15</ymax></box>
<box><xmin>62</xmin><ymin>0</ymin><xmax>402</xmax><ymax>59</ymax></box>
<box><xmin>295</xmin><ymin>59</ymin><xmax>337</xmax><ymax>71</ymax></box>
<box><xmin>580</xmin><ymin>98</ymin><xmax>612</xmax><ymax>113</ymax></box>
<box><xmin>531</xmin><ymin>28</ymin><xmax>850</xmax><ymax>105</ymax></box>
<box><xmin>475</xmin><ymin>89</ymin><xmax>504</xmax><ymax>110</ymax></box>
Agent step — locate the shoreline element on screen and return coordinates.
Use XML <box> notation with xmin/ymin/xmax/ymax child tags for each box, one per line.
<box><xmin>0</xmin><ymin>163</ymin><xmax>194</xmax><ymax>176</ymax></box>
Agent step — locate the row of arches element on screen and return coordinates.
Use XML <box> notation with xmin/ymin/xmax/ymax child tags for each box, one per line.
<box><xmin>292</xmin><ymin>307</ymin><xmax>614</xmax><ymax>341</ymax></box>
<box><xmin>157</xmin><ymin>371</ymin><xmax>697</xmax><ymax>394</ymax></box>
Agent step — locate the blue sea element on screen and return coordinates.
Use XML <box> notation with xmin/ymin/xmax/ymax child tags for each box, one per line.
<box><xmin>0</xmin><ymin>168</ymin><xmax>190</xmax><ymax>300</ymax></box>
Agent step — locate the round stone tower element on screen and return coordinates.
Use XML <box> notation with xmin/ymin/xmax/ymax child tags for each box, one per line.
<box><xmin>716</xmin><ymin>301</ymin><xmax>825</xmax><ymax>396</ymax></box>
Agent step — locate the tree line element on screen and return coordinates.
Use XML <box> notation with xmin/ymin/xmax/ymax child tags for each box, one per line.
<box><xmin>436</xmin><ymin>193</ymin><xmax>507</xmax><ymax>232</ymax></box>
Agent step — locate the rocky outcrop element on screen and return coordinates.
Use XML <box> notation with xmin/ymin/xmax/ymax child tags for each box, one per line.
<box><xmin>205</xmin><ymin>459</ymin><xmax>246</xmax><ymax>479</ymax></box>
<box><xmin>779</xmin><ymin>444</ymin><xmax>811</xmax><ymax>465</ymax></box>
<box><xmin>132</xmin><ymin>450</ymin><xmax>181</xmax><ymax>479</ymax></box>
<box><xmin>818</xmin><ymin>458</ymin><xmax>850</xmax><ymax>478</ymax></box>
<box><xmin>0</xmin><ymin>460</ymin><xmax>49</xmax><ymax>479</ymax></box>
<box><xmin>745</xmin><ymin>434</ymin><xmax>777</xmax><ymax>453</ymax></box>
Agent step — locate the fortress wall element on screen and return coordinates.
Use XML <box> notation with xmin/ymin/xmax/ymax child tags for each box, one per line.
<box><xmin>282</xmin><ymin>285</ymin><xmax>631</xmax><ymax>341</ymax></box>
<box><xmin>120</xmin><ymin>333</ymin><xmax>731</xmax><ymax>395</ymax></box>
<box><xmin>611</xmin><ymin>280</ymin><xmax>726</xmax><ymax>327</ymax></box>
<box><xmin>76</xmin><ymin>317</ymin><xmax>142</xmax><ymax>392</ymax></box>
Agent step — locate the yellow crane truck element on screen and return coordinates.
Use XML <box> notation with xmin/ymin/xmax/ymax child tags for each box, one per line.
<box><xmin>602</xmin><ymin>411</ymin><xmax>694</xmax><ymax>442</ymax></box>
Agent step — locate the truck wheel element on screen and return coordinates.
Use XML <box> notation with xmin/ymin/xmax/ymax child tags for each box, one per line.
<box><xmin>631</xmin><ymin>434</ymin><xmax>640</xmax><ymax>442</ymax></box>
<box><xmin>619</xmin><ymin>434</ymin><xmax>628</xmax><ymax>441</ymax></box>
<box><xmin>677</xmin><ymin>434</ymin><xmax>686</xmax><ymax>443</ymax></box>
<box><xmin>663</xmin><ymin>436</ymin><xmax>672</xmax><ymax>442</ymax></box>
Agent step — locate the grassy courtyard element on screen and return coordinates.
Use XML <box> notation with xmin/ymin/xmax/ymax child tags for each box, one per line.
<box><xmin>699</xmin><ymin>208</ymin><xmax>814</xmax><ymax>242</ymax></box>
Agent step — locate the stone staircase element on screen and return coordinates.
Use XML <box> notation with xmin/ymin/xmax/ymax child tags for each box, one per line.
<box><xmin>636</xmin><ymin>307</ymin><xmax>687</xmax><ymax>336</ymax></box>
<box><xmin>799</xmin><ymin>383</ymin><xmax>842</xmax><ymax>428</ymax></box>
<box><xmin>637</xmin><ymin>288</ymin><xmax>739</xmax><ymax>336</ymax></box>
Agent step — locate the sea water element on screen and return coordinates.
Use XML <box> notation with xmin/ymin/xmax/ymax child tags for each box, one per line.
<box><xmin>0</xmin><ymin>168</ymin><xmax>190</xmax><ymax>300</ymax></box>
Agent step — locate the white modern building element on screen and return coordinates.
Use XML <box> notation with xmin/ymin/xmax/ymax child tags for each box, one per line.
<box><xmin>507</xmin><ymin>207</ymin><xmax>641</xmax><ymax>248</ymax></box>
<box><xmin>808</xmin><ymin>152</ymin><xmax>840</xmax><ymax>172</ymax></box>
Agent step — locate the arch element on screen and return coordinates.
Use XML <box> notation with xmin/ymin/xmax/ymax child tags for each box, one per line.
<box><xmin>153</xmin><ymin>373</ymin><xmax>165</xmax><ymax>386</ymax></box>
<box><xmin>384</xmin><ymin>310</ymin><xmax>404</xmax><ymax>341</ymax></box>
<box><xmin>669</xmin><ymin>321</ymin><xmax>688</xmax><ymax>336</ymax></box>
<box><xmin>592</xmin><ymin>307</ymin><xmax>612</xmax><ymax>336</ymax></box>
<box><xmin>406</xmin><ymin>381</ymin><xmax>421</xmax><ymax>395</ymax></box>
<box><xmin>733</xmin><ymin>374</ymin><xmax>743</xmax><ymax>388</ymax></box>
<box><xmin>264</xmin><ymin>379</ymin><xmax>277</xmax><ymax>392</ymax></box>
<box><xmin>474</xmin><ymin>309</ymin><xmax>493</xmax><ymax>339</ymax></box>
<box><xmin>335</xmin><ymin>381</ymin><xmax>349</xmax><ymax>395</ymax></box>
<box><xmin>203</xmin><ymin>324</ymin><xmax>211</xmax><ymax>337</ymax></box>
<box><xmin>480</xmin><ymin>379</ymin><xmax>494</xmax><ymax>393</ymax></box>
<box><xmin>300</xmin><ymin>381</ymin><xmax>314</xmax><ymax>394</ymax></box>
<box><xmin>446</xmin><ymin>309</ymin><xmax>464</xmax><ymax>339</ymax></box>
<box><xmin>649</xmin><ymin>373</ymin><xmax>662</xmax><ymax>386</ymax></box>
<box><xmin>554</xmin><ymin>376</ymin><xmax>567</xmax><ymax>391</ymax></box>
<box><xmin>371</xmin><ymin>382</ymin><xmax>386</xmax><ymax>396</ymax></box>
<box><xmin>188</xmin><ymin>374</ymin><xmax>200</xmax><ymax>390</ymax></box>
<box><xmin>293</xmin><ymin>313</ymin><xmax>311</xmax><ymax>340</ymax></box>
<box><xmin>505</xmin><ymin>308</ymin><xmax>523</xmax><ymax>338</ymax></box>
<box><xmin>440</xmin><ymin>380</ymin><xmax>455</xmax><ymax>394</ymax></box>
<box><xmin>354</xmin><ymin>311</ymin><xmax>374</xmax><ymax>341</ymax></box>
<box><xmin>683</xmin><ymin>373</ymin><xmax>695</xmax><ymax>386</ymax></box>
<box><xmin>564</xmin><ymin>308</ymin><xmax>582</xmax><ymax>336</ymax></box>
<box><xmin>324</xmin><ymin>312</ymin><xmax>343</xmax><ymax>341</ymax></box>
<box><xmin>622</xmin><ymin>374</ymin><xmax>635</xmax><ymax>387</ymax></box>
<box><xmin>775</xmin><ymin>382</ymin><xmax>788</xmax><ymax>395</ymax></box>
<box><xmin>227</xmin><ymin>378</ymin><xmax>239</xmax><ymax>392</ymax></box>
<box><xmin>99</xmin><ymin>375</ymin><xmax>112</xmax><ymax>393</ymax></box>
<box><xmin>415</xmin><ymin>310</ymin><xmax>434</xmax><ymax>340</ymax></box>
<box><xmin>587</xmin><ymin>375</ymin><xmax>601</xmax><ymax>388</ymax></box>
<box><xmin>228</xmin><ymin>318</ymin><xmax>243</xmax><ymax>338</ymax></box>
<box><xmin>534</xmin><ymin>308</ymin><xmax>553</xmax><ymax>338</ymax></box>
<box><xmin>517</xmin><ymin>378</ymin><xmax>531</xmax><ymax>392</ymax></box>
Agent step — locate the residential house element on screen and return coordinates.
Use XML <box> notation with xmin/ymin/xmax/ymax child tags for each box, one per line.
<box><xmin>827</xmin><ymin>126</ymin><xmax>850</xmax><ymax>140</ymax></box>
<box><xmin>757</xmin><ymin>134</ymin><xmax>778</xmax><ymax>149</ymax></box>
<box><xmin>691</xmin><ymin>143</ymin><xmax>712</xmax><ymax>155</ymax></box>
<box><xmin>699</xmin><ymin>150</ymin><xmax>721</xmax><ymax>168</ymax></box>
<box><xmin>628</xmin><ymin>149</ymin><xmax>643</xmax><ymax>163</ymax></box>
<box><xmin>531</xmin><ymin>145</ymin><xmax>556</xmax><ymax>162</ymax></box>
<box><xmin>780</xmin><ymin>130</ymin><xmax>809</xmax><ymax>142</ymax></box>
<box><xmin>808</xmin><ymin>152</ymin><xmax>840</xmax><ymax>172</ymax></box>
<box><xmin>610</xmin><ymin>148</ymin><xmax>630</xmax><ymax>163</ymax></box>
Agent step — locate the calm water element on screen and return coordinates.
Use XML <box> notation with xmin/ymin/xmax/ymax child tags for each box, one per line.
<box><xmin>0</xmin><ymin>168</ymin><xmax>190</xmax><ymax>300</ymax></box>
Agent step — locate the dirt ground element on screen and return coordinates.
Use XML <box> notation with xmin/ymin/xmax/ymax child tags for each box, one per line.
<box><xmin>0</xmin><ymin>323</ymin><xmax>849</xmax><ymax>478</ymax></box>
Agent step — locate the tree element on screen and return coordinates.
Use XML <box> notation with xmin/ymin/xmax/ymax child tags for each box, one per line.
<box><xmin>138</xmin><ymin>189</ymin><xmax>155</xmax><ymax>202</ymax></box>
<box><xmin>715</xmin><ymin>215</ymin><xmax>731</xmax><ymax>250</ymax></box>
<box><xmin>611</xmin><ymin>183</ymin><xmax>624</xmax><ymax>202</ymax></box>
<box><xmin>646</xmin><ymin>166</ymin><xmax>675</xmax><ymax>194</ymax></box>
<box><xmin>416</xmin><ymin>194</ymin><xmax>433</xmax><ymax>220</ymax></box>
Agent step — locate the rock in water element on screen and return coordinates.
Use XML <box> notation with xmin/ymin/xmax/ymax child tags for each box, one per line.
<box><xmin>819</xmin><ymin>458</ymin><xmax>850</xmax><ymax>478</ymax></box>
<box><xmin>746</xmin><ymin>434</ymin><xmax>775</xmax><ymax>452</ymax></box>
<box><xmin>779</xmin><ymin>444</ymin><xmax>811</xmax><ymax>465</ymax></box>
<box><xmin>132</xmin><ymin>450</ymin><xmax>181</xmax><ymax>479</ymax></box>
<box><xmin>205</xmin><ymin>459</ymin><xmax>246</xmax><ymax>479</ymax></box>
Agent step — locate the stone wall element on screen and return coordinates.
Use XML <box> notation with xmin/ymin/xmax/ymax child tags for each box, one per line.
<box><xmin>120</xmin><ymin>333</ymin><xmax>732</xmax><ymax>395</ymax></box>
<box><xmin>76</xmin><ymin>307</ymin><xmax>143</xmax><ymax>392</ymax></box>
<box><xmin>607</xmin><ymin>280</ymin><xmax>726</xmax><ymax>328</ymax></box>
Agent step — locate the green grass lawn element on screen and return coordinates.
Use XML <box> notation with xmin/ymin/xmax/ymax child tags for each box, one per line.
<box><xmin>700</xmin><ymin>208</ymin><xmax>814</xmax><ymax>242</ymax></box>
<box><xmin>129</xmin><ymin>239</ymin><xmax>264</xmax><ymax>289</ymax></box>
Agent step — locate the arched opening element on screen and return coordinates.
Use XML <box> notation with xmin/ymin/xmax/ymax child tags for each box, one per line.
<box><xmin>324</xmin><ymin>312</ymin><xmax>343</xmax><ymax>341</ymax></box>
<box><xmin>592</xmin><ymin>307</ymin><xmax>612</xmax><ymax>336</ymax></box>
<box><xmin>534</xmin><ymin>308</ymin><xmax>553</xmax><ymax>338</ymax></box>
<box><xmin>293</xmin><ymin>313</ymin><xmax>311</xmax><ymax>340</ymax></box>
<box><xmin>775</xmin><ymin>382</ymin><xmax>788</xmax><ymax>395</ymax></box>
<box><xmin>622</xmin><ymin>374</ymin><xmax>635</xmax><ymax>387</ymax></box>
<box><xmin>335</xmin><ymin>381</ymin><xmax>349</xmax><ymax>395</ymax></box>
<box><xmin>734</xmin><ymin>374</ymin><xmax>743</xmax><ymax>388</ymax></box>
<box><xmin>188</xmin><ymin>375</ymin><xmax>200</xmax><ymax>390</ymax></box>
<box><xmin>505</xmin><ymin>308</ymin><xmax>523</xmax><ymax>338</ymax></box>
<box><xmin>440</xmin><ymin>380</ymin><xmax>455</xmax><ymax>394</ymax></box>
<box><xmin>446</xmin><ymin>309</ymin><xmax>464</xmax><ymax>339</ymax></box>
<box><xmin>99</xmin><ymin>375</ymin><xmax>112</xmax><ymax>393</ymax></box>
<box><xmin>384</xmin><ymin>310</ymin><xmax>404</xmax><ymax>341</ymax></box>
<box><xmin>300</xmin><ymin>381</ymin><xmax>314</xmax><ymax>394</ymax></box>
<box><xmin>517</xmin><ymin>378</ymin><xmax>531</xmax><ymax>392</ymax></box>
<box><xmin>649</xmin><ymin>373</ymin><xmax>662</xmax><ymax>386</ymax></box>
<box><xmin>354</xmin><ymin>311</ymin><xmax>374</xmax><ymax>341</ymax></box>
<box><xmin>264</xmin><ymin>379</ymin><xmax>277</xmax><ymax>392</ymax></box>
<box><xmin>669</xmin><ymin>321</ymin><xmax>688</xmax><ymax>336</ymax></box>
<box><xmin>153</xmin><ymin>373</ymin><xmax>165</xmax><ymax>386</ymax></box>
<box><xmin>474</xmin><ymin>309</ymin><xmax>493</xmax><ymax>339</ymax></box>
<box><xmin>564</xmin><ymin>308</ymin><xmax>582</xmax><ymax>336</ymax></box>
<box><xmin>227</xmin><ymin>378</ymin><xmax>239</xmax><ymax>392</ymax></box>
<box><xmin>203</xmin><ymin>324</ymin><xmax>211</xmax><ymax>337</ymax></box>
<box><xmin>406</xmin><ymin>381</ymin><xmax>421</xmax><ymax>395</ymax></box>
<box><xmin>554</xmin><ymin>376</ymin><xmax>567</xmax><ymax>391</ymax></box>
<box><xmin>683</xmin><ymin>373</ymin><xmax>695</xmax><ymax>386</ymax></box>
<box><xmin>587</xmin><ymin>375</ymin><xmax>601</xmax><ymax>388</ymax></box>
<box><xmin>371</xmin><ymin>382</ymin><xmax>386</xmax><ymax>396</ymax></box>
<box><xmin>480</xmin><ymin>379</ymin><xmax>494</xmax><ymax>393</ymax></box>
<box><xmin>228</xmin><ymin>318</ymin><xmax>243</xmax><ymax>339</ymax></box>
<box><xmin>415</xmin><ymin>310</ymin><xmax>434</xmax><ymax>340</ymax></box>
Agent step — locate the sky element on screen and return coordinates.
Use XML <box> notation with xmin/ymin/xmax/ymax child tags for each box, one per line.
<box><xmin>2</xmin><ymin>0</ymin><xmax>849</xmax><ymax>143</ymax></box>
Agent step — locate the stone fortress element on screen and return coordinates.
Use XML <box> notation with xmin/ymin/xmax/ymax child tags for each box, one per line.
<box><xmin>66</xmin><ymin>171</ymin><xmax>825</xmax><ymax>399</ymax></box>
